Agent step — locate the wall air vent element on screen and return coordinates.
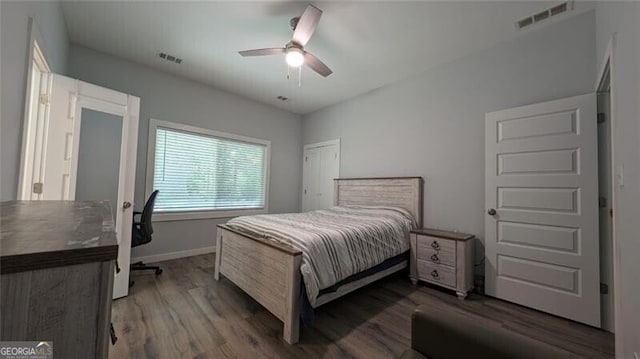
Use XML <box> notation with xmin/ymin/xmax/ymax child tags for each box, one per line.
<box><xmin>158</xmin><ymin>52</ymin><xmax>183</xmax><ymax>64</ymax></box>
<box><xmin>515</xmin><ymin>1</ymin><xmax>573</xmax><ymax>30</ymax></box>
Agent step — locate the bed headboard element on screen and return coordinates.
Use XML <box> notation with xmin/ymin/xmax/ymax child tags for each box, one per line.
<box><xmin>334</xmin><ymin>177</ymin><xmax>424</xmax><ymax>227</ymax></box>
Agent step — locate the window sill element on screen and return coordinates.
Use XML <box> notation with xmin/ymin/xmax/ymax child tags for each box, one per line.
<box><xmin>153</xmin><ymin>208</ymin><xmax>267</xmax><ymax>222</ymax></box>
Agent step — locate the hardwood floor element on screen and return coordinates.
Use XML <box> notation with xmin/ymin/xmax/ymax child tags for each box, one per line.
<box><xmin>111</xmin><ymin>254</ymin><xmax>614</xmax><ymax>359</ymax></box>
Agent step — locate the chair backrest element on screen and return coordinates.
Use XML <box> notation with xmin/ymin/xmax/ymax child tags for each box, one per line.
<box><xmin>140</xmin><ymin>190</ymin><xmax>159</xmax><ymax>237</ymax></box>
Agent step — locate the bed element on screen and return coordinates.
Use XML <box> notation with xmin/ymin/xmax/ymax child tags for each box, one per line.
<box><xmin>213</xmin><ymin>177</ymin><xmax>423</xmax><ymax>344</ymax></box>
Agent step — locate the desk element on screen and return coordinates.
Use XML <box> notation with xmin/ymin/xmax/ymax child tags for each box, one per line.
<box><xmin>1</xmin><ymin>200</ymin><xmax>118</xmax><ymax>359</ymax></box>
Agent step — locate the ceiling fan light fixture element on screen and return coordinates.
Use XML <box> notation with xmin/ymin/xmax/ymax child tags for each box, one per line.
<box><xmin>238</xmin><ymin>4</ymin><xmax>331</xmax><ymax>78</ymax></box>
<box><xmin>285</xmin><ymin>48</ymin><xmax>304</xmax><ymax>67</ymax></box>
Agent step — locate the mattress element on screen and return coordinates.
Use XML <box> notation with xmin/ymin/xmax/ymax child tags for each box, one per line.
<box><xmin>225</xmin><ymin>205</ymin><xmax>417</xmax><ymax>306</ymax></box>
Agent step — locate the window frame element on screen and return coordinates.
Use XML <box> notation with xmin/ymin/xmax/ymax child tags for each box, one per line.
<box><xmin>145</xmin><ymin>118</ymin><xmax>271</xmax><ymax>222</ymax></box>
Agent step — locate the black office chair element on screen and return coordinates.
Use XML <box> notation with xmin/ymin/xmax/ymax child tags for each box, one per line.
<box><xmin>130</xmin><ymin>190</ymin><xmax>162</xmax><ymax>287</ymax></box>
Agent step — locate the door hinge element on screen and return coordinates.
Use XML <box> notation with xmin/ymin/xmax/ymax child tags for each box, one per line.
<box><xmin>599</xmin><ymin>196</ymin><xmax>607</xmax><ymax>208</ymax></box>
<box><xmin>39</xmin><ymin>93</ymin><xmax>50</xmax><ymax>105</ymax></box>
<box><xmin>305</xmin><ymin>156</ymin><xmax>307</xmax><ymax>162</ymax></box>
<box><xmin>33</xmin><ymin>182</ymin><xmax>43</xmax><ymax>194</ymax></box>
<box><xmin>304</xmin><ymin>188</ymin><xmax>307</xmax><ymax>195</ymax></box>
<box><xmin>600</xmin><ymin>283</ymin><xmax>609</xmax><ymax>294</ymax></box>
<box><xmin>597</xmin><ymin>113</ymin><xmax>606</xmax><ymax>124</ymax></box>
<box><xmin>609</xmin><ymin>208</ymin><xmax>613</xmax><ymax>217</ymax></box>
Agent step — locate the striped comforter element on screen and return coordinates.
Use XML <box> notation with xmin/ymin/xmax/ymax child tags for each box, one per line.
<box><xmin>226</xmin><ymin>206</ymin><xmax>417</xmax><ymax>306</ymax></box>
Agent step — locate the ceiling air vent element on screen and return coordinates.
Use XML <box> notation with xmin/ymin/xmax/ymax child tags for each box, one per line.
<box><xmin>515</xmin><ymin>1</ymin><xmax>573</xmax><ymax>30</ymax></box>
<box><xmin>158</xmin><ymin>52</ymin><xmax>183</xmax><ymax>64</ymax></box>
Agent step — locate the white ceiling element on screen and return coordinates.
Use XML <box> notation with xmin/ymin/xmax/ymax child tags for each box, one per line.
<box><xmin>61</xmin><ymin>1</ymin><xmax>594</xmax><ymax>115</ymax></box>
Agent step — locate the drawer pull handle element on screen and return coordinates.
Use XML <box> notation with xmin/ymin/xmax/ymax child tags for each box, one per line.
<box><xmin>431</xmin><ymin>270</ymin><xmax>440</xmax><ymax>280</ymax></box>
<box><xmin>431</xmin><ymin>241</ymin><xmax>440</xmax><ymax>250</ymax></box>
<box><xmin>430</xmin><ymin>254</ymin><xmax>440</xmax><ymax>263</ymax></box>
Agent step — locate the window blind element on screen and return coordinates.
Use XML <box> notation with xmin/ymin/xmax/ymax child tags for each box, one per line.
<box><xmin>153</xmin><ymin>127</ymin><xmax>266</xmax><ymax>212</ymax></box>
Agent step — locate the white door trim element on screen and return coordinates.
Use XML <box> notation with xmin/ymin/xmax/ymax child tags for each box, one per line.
<box><xmin>17</xmin><ymin>18</ymin><xmax>51</xmax><ymax>200</ymax></box>
<box><xmin>115</xmin><ymin>94</ymin><xmax>139</xmax><ymax>299</ymax></box>
<box><xmin>596</xmin><ymin>34</ymin><xmax>621</xmax><ymax>349</ymax></box>
<box><xmin>304</xmin><ymin>138</ymin><xmax>341</xmax><ymax>151</ymax></box>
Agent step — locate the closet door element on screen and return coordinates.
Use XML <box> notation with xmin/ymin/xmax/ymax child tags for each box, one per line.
<box><xmin>302</xmin><ymin>140</ymin><xmax>340</xmax><ymax>212</ymax></box>
<box><xmin>302</xmin><ymin>147</ymin><xmax>321</xmax><ymax>212</ymax></box>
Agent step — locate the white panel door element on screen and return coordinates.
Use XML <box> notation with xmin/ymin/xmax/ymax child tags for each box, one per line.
<box><xmin>302</xmin><ymin>140</ymin><xmax>340</xmax><ymax>212</ymax></box>
<box><xmin>302</xmin><ymin>148</ymin><xmax>321</xmax><ymax>212</ymax></box>
<box><xmin>31</xmin><ymin>74</ymin><xmax>139</xmax><ymax>299</ymax></box>
<box><xmin>318</xmin><ymin>145</ymin><xmax>340</xmax><ymax>209</ymax></box>
<box><xmin>40</xmin><ymin>74</ymin><xmax>76</xmax><ymax>199</ymax></box>
<box><xmin>485</xmin><ymin>93</ymin><xmax>600</xmax><ymax>327</ymax></box>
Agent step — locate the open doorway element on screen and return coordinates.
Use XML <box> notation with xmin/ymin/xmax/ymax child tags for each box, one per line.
<box><xmin>15</xmin><ymin>20</ymin><xmax>141</xmax><ymax>299</ymax></box>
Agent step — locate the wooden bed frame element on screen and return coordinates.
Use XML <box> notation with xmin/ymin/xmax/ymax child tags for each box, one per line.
<box><xmin>214</xmin><ymin>177</ymin><xmax>423</xmax><ymax>344</ymax></box>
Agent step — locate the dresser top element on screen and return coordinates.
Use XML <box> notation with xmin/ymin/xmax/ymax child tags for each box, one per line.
<box><xmin>411</xmin><ymin>227</ymin><xmax>475</xmax><ymax>241</ymax></box>
<box><xmin>1</xmin><ymin>201</ymin><xmax>118</xmax><ymax>274</ymax></box>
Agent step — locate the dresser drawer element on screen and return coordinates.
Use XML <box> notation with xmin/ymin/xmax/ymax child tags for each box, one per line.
<box><xmin>416</xmin><ymin>243</ymin><xmax>456</xmax><ymax>266</ymax></box>
<box><xmin>416</xmin><ymin>260</ymin><xmax>456</xmax><ymax>288</ymax></box>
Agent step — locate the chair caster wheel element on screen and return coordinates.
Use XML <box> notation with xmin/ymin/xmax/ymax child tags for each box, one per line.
<box><xmin>155</xmin><ymin>268</ymin><xmax>163</xmax><ymax>275</ymax></box>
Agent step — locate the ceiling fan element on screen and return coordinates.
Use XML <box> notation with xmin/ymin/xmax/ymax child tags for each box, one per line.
<box><xmin>239</xmin><ymin>4</ymin><xmax>333</xmax><ymax>78</ymax></box>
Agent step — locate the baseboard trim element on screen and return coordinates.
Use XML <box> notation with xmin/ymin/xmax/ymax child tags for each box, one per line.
<box><xmin>131</xmin><ymin>246</ymin><xmax>216</xmax><ymax>264</ymax></box>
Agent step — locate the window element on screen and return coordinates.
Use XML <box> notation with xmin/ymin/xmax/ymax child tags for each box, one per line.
<box><xmin>146</xmin><ymin>119</ymin><xmax>270</xmax><ymax>221</ymax></box>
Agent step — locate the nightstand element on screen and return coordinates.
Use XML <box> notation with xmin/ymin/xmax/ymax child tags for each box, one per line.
<box><xmin>409</xmin><ymin>228</ymin><xmax>475</xmax><ymax>299</ymax></box>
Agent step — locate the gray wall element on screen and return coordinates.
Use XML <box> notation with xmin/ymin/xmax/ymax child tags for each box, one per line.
<box><xmin>303</xmin><ymin>12</ymin><xmax>596</xmax><ymax>268</ymax></box>
<box><xmin>595</xmin><ymin>2</ymin><xmax>640</xmax><ymax>357</ymax></box>
<box><xmin>75</xmin><ymin>109</ymin><xmax>123</xmax><ymax>222</ymax></box>
<box><xmin>1</xmin><ymin>1</ymin><xmax>69</xmax><ymax>200</ymax></box>
<box><xmin>67</xmin><ymin>45</ymin><xmax>303</xmax><ymax>258</ymax></box>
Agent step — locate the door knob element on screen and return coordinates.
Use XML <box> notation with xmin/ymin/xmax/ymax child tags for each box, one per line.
<box><xmin>487</xmin><ymin>208</ymin><xmax>497</xmax><ymax>216</ymax></box>
<box><xmin>123</xmin><ymin>201</ymin><xmax>132</xmax><ymax>209</ymax></box>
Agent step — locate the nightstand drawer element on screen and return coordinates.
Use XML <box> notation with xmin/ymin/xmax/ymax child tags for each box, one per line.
<box><xmin>417</xmin><ymin>235</ymin><xmax>456</xmax><ymax>253</ymax></box>
<box><xmin>417</xmin><ymin>243</ymin><xmax>456</xmax><ymax>266</ymax></box>
<box><xmin>416</xmin><ymin>260</ymin><xmax>456</xmax><ymax>288</ymax></box>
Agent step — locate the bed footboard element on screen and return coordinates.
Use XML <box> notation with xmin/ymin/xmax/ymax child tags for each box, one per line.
<box><xmin>214</xmin><ymin>225</ymin><xmax>302</xmax><ymax>344</ymax></box>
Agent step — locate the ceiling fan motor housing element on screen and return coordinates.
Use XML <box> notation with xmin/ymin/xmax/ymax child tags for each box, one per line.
<box><xmin>290</xmin><ymin>17</ymin><xmax>300</xmax><ymax>31</ymax></box>
<box><xmin>285</xmin><ymin>42</ymin><xmax>303</xmax><ymax>51</ymax></box>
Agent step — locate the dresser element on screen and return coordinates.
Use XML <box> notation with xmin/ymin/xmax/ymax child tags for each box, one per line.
<box><xmin>409</xmin><ymin>228</ymin><xmax>475</xmax><ymax>299</ymax></box>
<box><xmin>1</xmin><ymin>201</ymin><xmax>118</xmax><ymax>359</ymax></box>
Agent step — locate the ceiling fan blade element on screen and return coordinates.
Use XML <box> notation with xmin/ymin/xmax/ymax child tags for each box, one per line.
<box><xmin>239</xmin><ymin>48</ymin><xmax>285</xmax><ymax>57</ymax></box>
<box><xmin>292</xmin><ymin>4</ymin><xmax>322</xmax><ymax>46</ymax></box>
<box><xmin>304</xmin><ymin>52</ymin><xmax>332</xmax><ymax>77</ymax></box>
